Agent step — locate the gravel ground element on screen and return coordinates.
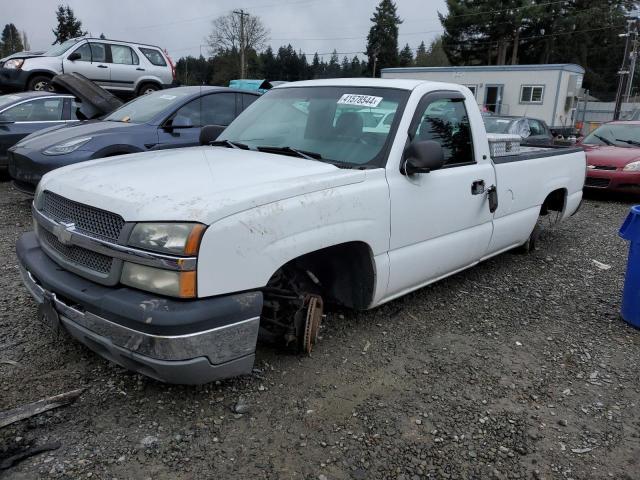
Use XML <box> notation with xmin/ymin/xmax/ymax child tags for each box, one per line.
<box><xmin>1</xmin><ymin>180</ymin><xmax>640</xmax><ymax>480</ymax></box>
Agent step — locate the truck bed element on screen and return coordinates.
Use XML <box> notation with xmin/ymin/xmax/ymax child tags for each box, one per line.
<box><xmin>493</xmin><ymin>144</ymin><xmax>584</xmax><ymax>164</ymax></box>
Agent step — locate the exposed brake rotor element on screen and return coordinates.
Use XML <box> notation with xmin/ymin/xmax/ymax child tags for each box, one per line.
<box><xmin>301</xmin><ymin>294</ymin><xmax>323</xmax><ymax>354</ymax></box>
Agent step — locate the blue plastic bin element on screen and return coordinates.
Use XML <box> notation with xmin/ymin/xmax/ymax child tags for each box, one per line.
<box><xmin>619</xmin><ymin>205</ymin><xmax>640</xmax><ymax>327</ymax></box>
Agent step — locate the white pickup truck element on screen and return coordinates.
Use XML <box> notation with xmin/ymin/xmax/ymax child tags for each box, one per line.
<box><xmin>17</xmin><ymin>79</ymin><xmax>586</xmax><ymax>384</ymax></box>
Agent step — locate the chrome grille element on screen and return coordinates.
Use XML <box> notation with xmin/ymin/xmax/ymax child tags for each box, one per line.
<box><xmin>40</xmin><ymin>228</ymin><xmax>113</xmax><ymax>274</ymax></box>
<box><xmin>42</xmin><ymin>191</ymin><xmax>125</xmax><ymax>241</ymax></box>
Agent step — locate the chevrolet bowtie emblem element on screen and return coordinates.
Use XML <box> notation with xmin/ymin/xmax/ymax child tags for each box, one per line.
<box><xmin>54</xmin><ymin>221</ymin><xmax>75</xmax><ymax>245</ymax></box>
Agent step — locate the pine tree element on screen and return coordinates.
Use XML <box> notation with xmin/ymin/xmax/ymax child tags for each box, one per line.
<box><xmin>326</xmin><ymin>50</ymin><xmax>341</xmax><ymax>78</ymax></box>
<box><xmin>440</xmin><ymin>0</ymin><xmax>631</xmax><ymax>98</ymax></box>
<box><xmin>52</xmin><ymin>4</ymin><xmax>87</xmax><ymax>44</ymax></box>
<box><xmin>1</xmin><ymin>24</ymin><xmax>24</xmax><ymax>57</ymax></box>
<box><xmin>366</xmin><ymin>0</ymin><xmax>402</xmax><ymax>76</ymax></box>
<box><xmin>341</xmin><ymin>56</ymin><xmax>351</xmax><ymax>77</ymax></box>
<box><xmin>350</xmin><ymin>56</ymin><xmax>363</xmax><ymax>77</ymax></box>
<box><xmin>415</xmin><ymin>37</ymin><xmax>450</xmax><ymax>67</ymax></box>
<box><xmin>415</xmin><ymin>41</ymin><xmax>428</xmax><ymax>66</ymax></box>
<box><xmin>398</xmin><ymin>43</ymin><xmax>414</xmax><ymax>67</ymax></box>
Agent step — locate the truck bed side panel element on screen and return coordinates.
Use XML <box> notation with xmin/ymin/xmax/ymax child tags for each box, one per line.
<box><xmin>488</xmin><ymin>149</ymin><xmax>586</xmax><ymax>254</ymax></box>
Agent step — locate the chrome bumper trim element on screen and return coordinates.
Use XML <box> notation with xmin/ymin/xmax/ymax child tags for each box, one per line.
<box><xmin>20</xmin><ymin>266</ymin><xmax>259</xmax><ymax>365</ymax></box>
<box><xmin>33</xmin><ymin>206</ymin><xmax>198</xmax><ymax>272</ymax></box>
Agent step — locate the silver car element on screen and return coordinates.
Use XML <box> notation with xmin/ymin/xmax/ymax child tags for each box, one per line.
<box><xmin>0</xmin><ymin>37</ymin><xmax>176</xmax><ymax>96</ymax></box>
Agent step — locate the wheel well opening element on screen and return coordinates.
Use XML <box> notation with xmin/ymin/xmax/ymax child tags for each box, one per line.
<box><xmin>540</xmin><ymin>188</ymin><xmax>566</xmax><ymax>215</ymax></box>
<box><xmin>267</xmin><ymin>241</ymin><xmax>376</xmax><ymax>310</ymax></box>
<box><xmin>137</xmin><ymin>81</ymin><xmax>161</xmax><ymax>92</ymax></box>
<box><xmin>27</xmin><ymin>72</ymin><xmax>53</xmax><ymax>84</ymax></box>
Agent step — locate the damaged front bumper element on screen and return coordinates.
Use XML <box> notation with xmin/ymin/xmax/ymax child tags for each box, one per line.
<box><xmin>17</xmin><ymin>232</ymin><xmax>262</xmax><ymax>384</ymax></box>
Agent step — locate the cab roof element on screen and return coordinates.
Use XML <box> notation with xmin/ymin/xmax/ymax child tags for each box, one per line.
<box><xmin>272</xmin><ymin>78</ymin><xmax>454</xmax><ymax>91</ymax></box>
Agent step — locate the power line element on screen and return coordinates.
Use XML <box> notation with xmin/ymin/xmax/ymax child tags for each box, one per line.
<box><xmin>443</xmin><ymin>24</ymin><xmax>626</xmax><ymax>48</ymax></box>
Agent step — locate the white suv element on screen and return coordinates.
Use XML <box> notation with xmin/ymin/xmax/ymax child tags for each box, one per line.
<box><xmin>0</xmin><ymin>37</ymin><xmax>176</xmax><ymax>96</ymax></box>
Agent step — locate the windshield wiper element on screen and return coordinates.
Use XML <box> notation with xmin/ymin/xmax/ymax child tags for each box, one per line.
<box><xmin>593</xmin><ymin>134</ymin><xmax>614</xmax><ymax>146</ymax></box>
<box><xmin>615</xmin><ymin>138</ymin><xmax>640</xmax><ymax>146</ymax></box>
<box><xmin>257</xmin><ymin>145</ymin><xmax>323</xmax><ymax>160</ymax></box>
<box><xmin>209</xmin><ymin>140</ymin><xmax>250</xmax><ymax>150</ymax></box>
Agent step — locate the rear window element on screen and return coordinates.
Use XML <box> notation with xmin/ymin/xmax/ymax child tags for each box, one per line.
<box><xmin>139</xmin><ymin>48</ymin><xmax>167</xmax><ymax>66</ymax></box>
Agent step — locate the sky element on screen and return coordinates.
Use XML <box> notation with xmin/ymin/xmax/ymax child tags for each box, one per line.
<box><xmin>4</xmin><ymin>0</ymin><xmax>448</xmax><ymax>60</ymax></box>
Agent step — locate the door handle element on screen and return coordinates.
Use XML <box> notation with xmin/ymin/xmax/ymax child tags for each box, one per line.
<box><xmin>97</xmin><ymin>64</ymin><xmax>108</xmax><ymax>68</ymax></box>
<box><xmin>471</xmin><ymin>179</ymin><xmax>485</xmax><ymax>195</ymax></box>
<box><xmin>487</xmin><ymin>186</ymin><xmax>498</xmax><ymax>213</ymax></box>
<box><xmin>136</xmin><ymin>68</ymin><xmax>145</xmax><ymax>71</ymax></box>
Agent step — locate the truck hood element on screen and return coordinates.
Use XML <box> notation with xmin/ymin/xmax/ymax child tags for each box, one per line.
<box><xmin>39</xmin><ymin>146</ymin><xmax>367</xmax><ymax>224</ymax></box>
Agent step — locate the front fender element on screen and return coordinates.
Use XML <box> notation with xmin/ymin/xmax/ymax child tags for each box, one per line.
<box><xmin>90</xmin><ymin>144</ymin><xmax>145</xmax><ymax>159</ymax></box>
<box><xmin>196</xmin><ymin>170</ymin><xmax>390</xmax><ymax>297</ymax></box>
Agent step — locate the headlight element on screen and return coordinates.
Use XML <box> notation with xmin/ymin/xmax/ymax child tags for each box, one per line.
<box><xmin>121</xmin><ymin>263</ymin><xmax>196</xmax><ymax>298</ymax></box>
<box><xmin>623</xmin><ymin>161</ymin><xmax>640</xmax><ymax>171</ymax></box>
<box><xmin>4</xmin><ymin>59</ymin><xmax>24</xmax><ymax>69</ymax></box>
<box><xmin>128</xmin><ymin>223</ymin><xmax>205</xmax><ymax>255</ymax></box>
<box><xmin>42</xmin><ymin>136</ymin><xmax>93</xmax><ymax>155</ymax></box>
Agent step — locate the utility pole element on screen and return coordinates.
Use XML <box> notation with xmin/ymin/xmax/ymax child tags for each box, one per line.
<box><xmin>233</xmin><ymin>9</ymin><xmax>250</xmax><ymax>79</ymax></box>
<box><xmin>625</xmin><ymin>19</ymin><xmax>640</xmax><ymax>103</ymax></box>
<box><xmin>614</xmin><ymin>19</ymin><xmax>636</xmax><ymax>120</ymax></box>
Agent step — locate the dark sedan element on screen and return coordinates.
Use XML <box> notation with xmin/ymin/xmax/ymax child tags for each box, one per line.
<box><xmin>8</xmin><ymin>86</ymin><xmax>260</xmax><ymax>193</ymax></box>
<box><xmin>0</xmin><ymin>91</ymin><xmax>81</xmax><ymax>170</ymax></box>
<box><xmin>484</xmin><ymin>115</ymin><xmax>554</xmax><ymax>145</ymax></box>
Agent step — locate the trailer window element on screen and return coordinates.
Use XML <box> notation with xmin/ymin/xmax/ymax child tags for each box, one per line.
<box><xmin>520</xmin><ymin>85</ymin><xmax>544</xmax><ymax>104</ymax></box>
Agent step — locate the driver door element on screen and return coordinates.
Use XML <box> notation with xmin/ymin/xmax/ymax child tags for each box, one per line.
<box><xmin>385</xmin><ymin>91</ymin><xmax>496</xmax><ymax>299</ymax></box>
<box><xmin>62</xmin><ymin>42</ymin><xmax>111</xmax><ymax>88</ymax></box>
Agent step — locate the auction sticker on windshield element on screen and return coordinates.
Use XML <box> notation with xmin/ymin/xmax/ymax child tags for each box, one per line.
<box><xmin>338</xmin><ymin>94</ymin><xmax>383</xmax><ymax>108</ymax></box>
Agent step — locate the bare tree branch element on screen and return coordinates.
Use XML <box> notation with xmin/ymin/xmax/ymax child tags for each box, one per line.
<box><xmin>206</xmin><ymin>11</ymin><xmax>269</xmax><ymax>55</ymax></box>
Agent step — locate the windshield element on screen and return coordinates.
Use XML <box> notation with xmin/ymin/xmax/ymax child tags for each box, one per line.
<box><xmin>583</xmin><ymin>124</ymin><xmax>640</xmax><ymax>147</ymax></box>
<box><xmin>45</xmin><ymin>38</ymin><xmax>83</xmax><ymax>57</ymax></box>
<box><xmin>484</xmin><ymin>117</ymin><xmax>516</xmax><ymax>134</ymax></box>
<box><xmin>218</xmin><ymin>86</ymin><xmax>409</xmax><ymax>167</ymax></box>
<box><xmin>104</xmin><ymin>90</ymin><xmax>192</xmax><ymax>124</ymax></box>
<box><xmin>0</xmin><ymin>94</ymin><xmax>23</xmax><ymax>110</ymax></box>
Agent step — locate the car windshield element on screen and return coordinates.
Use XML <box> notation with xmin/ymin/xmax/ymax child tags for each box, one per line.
<box><xmin>484</xmin><ymin>117</ymin><xmax>515</xmax><ymax>134</ymax></box>
<box><xmin>0</xmin><ymin>94</ymin><xmax>23</xmax><ymax>109</ymax></box>
<box><xmin>583</xmin><ymin>124</ymin><xmax>640</xmax><ymax>147</ymax></box>
<box><xmin>218</xmin><ymin>86</ymin><xmax>409</xmax><ymax>167</ymax></box>
<box><xmin>45</xmin><ymin>38</ymin><xmax>83</xmax><ymax>57</ymax></box>
<box><xmin>103</xmin><ymin>90</ymin><xmax>193</xmax><ymax>124</ymax></box>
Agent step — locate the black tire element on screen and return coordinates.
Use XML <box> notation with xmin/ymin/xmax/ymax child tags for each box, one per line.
<box><xmin>517</xmin><ymin>222</ymin><xmax>542</xmax><ymax>253</ymax></box>
<box><xmin>27</xmin><ymin>75</ymin><xmax>54</xmax><ymax>92</ymax></box>
<box><xmin>137</xmin><ymin>83</ymin><xmax>160</xmax><ymax>96</ymax></box>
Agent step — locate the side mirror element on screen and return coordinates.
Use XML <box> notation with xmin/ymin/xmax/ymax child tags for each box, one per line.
<box><xmin>199</xmin><ymin>125</ymin><xmax>226</xmax><ymax>145</ymax></box>
<box><xmin>67</xmin><ymin>52</ymin><xmax>81</xmax><ymax>61</ymax></box>
<box><xmin>169</xmin><ymin>115</ymin><xmax>193</xmax><ymax>129</ymax></box>
<box><xmin>401</xmin><ymin>140</ymin><xmax>445</xmax><ymax>176</ymax></box>
<box><xmin>0</xmin><ymin>114</ymin><xmax>14</xmax><ymax>125</ymax></box>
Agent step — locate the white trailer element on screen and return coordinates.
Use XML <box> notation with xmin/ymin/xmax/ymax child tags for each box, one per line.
<box><xmin>381</xmin><ymin>64</ymin><xmax>584</xmax><ymax>131</ymax></box>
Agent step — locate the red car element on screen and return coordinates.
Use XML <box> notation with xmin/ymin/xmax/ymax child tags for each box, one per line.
<box><xmin>580</xmin><ymin>121</ymin><xmax>640</xmax><ymax>193</ymax></box>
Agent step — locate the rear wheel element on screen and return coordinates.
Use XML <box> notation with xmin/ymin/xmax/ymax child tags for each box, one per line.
<box><xmin>27</xmin><ymin>75</ymin><xmax>54</xmax><ymax>92</ymax></box>
<box><xmin>137</xmin><ymin>83</ymin><xmax>160</xmax><ymax>96</ymax></box>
